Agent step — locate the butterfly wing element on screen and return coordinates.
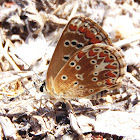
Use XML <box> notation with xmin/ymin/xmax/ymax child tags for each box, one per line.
<box><xmin>52</xmin><ymin>44</ymin><xmax>126</xmax><ymax>99</ymax></box>
<box><xmin>47</xmin><ymin>16</ymin><xmax>112</xmax><ymax>94</ymax></box>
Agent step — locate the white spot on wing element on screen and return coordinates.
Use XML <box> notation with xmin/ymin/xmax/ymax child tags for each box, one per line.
<box><xmin>61</xmin><ymin>75</ymin><xmax>68</xmax><ymax>80</ymax></box>
<box><xmin>75</xmin><ymin>73</ymin><xmax>84</xmax><ymax>80</ymax></box>
<box><xmin>69</xmin><ymin>61</ymin><xmax>76</xmax><ymax>67</ymax></box>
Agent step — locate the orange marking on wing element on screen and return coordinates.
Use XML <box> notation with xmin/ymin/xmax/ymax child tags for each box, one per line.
<box><xmin>106</xmin><ymin>79</ymin><xmax>113</xmax><ymax>85</ymax></box>
<box><xmin>78</xmin><ymin>26</ymin><xmax>84</xmax><ymax>32</ymax></box>
<box><xmin>85</xmin><ymin>30</ymin><xmax>95</xmax><ymax>38</ymax></box>
<box><xmin>104</xmin><ymin>56</ymin><xmax>114</xmax><ymax>62</ymax></box>
<box><xmin>83</xmin><ymin>28</ymin><xmax>88</xmax><ymax>33</ymax></box>
<box><xmin>90</xmin><ymin>38</ymin><xmax>101</xmax><ymax>44</ymax></box>
<box><xmin>78</xmin><ymin>26</ymin><xmax>88</xmax><ymax>33</ymax></box>
<box><xmin>88</xmin><ymin>50</ymin><xmax>97</xmax><ymax>56</ymax></box>
<box><xmin>105</xmin><ymin>71</ymin><xmax>116</xmax><ymax>77</ymax></box>
<box><xmin>105</xmin><ymin>64</ymin><xmax>117</xmax><ymax>69</ymax></box>
<box><xmin>77</xmin><ymin>52</ymin><xmax>85</xmax><ymax>58</ymax></box>
<box><xmin>69</xmin><ymin>24</ymin><xmax>77</xmax><ymax>31</ymax></box>
<box><xmin>99</xmin><ymin>52</ymin><xmax>108</xmax><ymax>57</ymax></box>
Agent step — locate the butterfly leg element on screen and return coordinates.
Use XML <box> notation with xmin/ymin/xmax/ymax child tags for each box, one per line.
<box><xmin>64</xmin><ymin>99</ymin><xmax>85</xmax><ymax>140</ymax></box>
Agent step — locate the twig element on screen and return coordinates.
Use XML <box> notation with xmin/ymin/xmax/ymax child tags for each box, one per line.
<box><xmin>113</xmin><ymin>33</ymin><xmax>140</xmax><ymax>47</ymax></box>
<box><xmin>125</xmin><ymin>72</ymin><xmax>140</xmax><ymax>89</ymax></box>
<box><xmin>65</xmin><ymin>100</ymin><xmax>85</xmax><ymax>140</ymax></box>
<box><xmin>52</xmin><ymin>1</ymin><xmax>67</xmax><ymax>15</ymax></box>
<box><xmin>40</xmin><ymin>12</ymin><xmax>67</xmax><ymax>25</ymax></box>
<box><xmin>0</xmin><ymin>31</ymin><xmax>20</xmax><ymax>71</ymax></box>
<box><xmin>0</xmin><ymin>109</ymin><xmax>17</xmax><ymax>139</ymax></box>
<box><xmin>0</xmin><ymin>68</ymin><xmax>48</xmax><ymax>85</ymax></box>
<box><xmin>68</xmin><ymin>1</ymin><xmax>79</xmax><ymax>20</ymax></box>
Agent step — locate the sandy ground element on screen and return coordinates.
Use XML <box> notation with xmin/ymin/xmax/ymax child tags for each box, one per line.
<box><xmin>0</xmin><ymin>0</ymin><xmax>140</xmax><ymax>139</ymax></box>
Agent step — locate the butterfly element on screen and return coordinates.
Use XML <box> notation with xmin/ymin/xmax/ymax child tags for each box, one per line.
<box><xmin>46</xmin><ymin>16</ymin><xmax>126</xmax><ymax>100</ymax></box>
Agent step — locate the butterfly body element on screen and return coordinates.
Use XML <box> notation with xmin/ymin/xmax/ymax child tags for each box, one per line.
<box><xmin>46</xmin><ymin>16</ymin><xmax>126</xmax><ymax>99</ymax></box>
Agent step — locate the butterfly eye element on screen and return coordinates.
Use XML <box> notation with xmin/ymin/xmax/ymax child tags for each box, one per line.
<box><xmin>64</xmin><ymin>40</ymin><xmax>70</xmax><ymax>47</ymax></box>
<box><xmin>61</xmin><ymin>75</ymin><xmax>68</xmax><ymax>80</ymax></box>
<box><xmin>95</xmin><ymin>34</ymin><xmax>103</xmax><ymax>41</ymax></box>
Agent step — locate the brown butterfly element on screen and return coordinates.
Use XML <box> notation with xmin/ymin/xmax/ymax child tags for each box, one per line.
<box><xmin>46</xmin><ymin>16</ymin><xmax>126</xmax><ymax>100</ymax></box>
